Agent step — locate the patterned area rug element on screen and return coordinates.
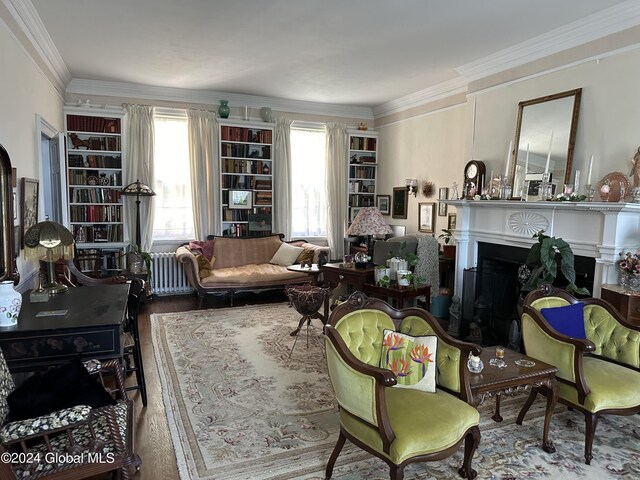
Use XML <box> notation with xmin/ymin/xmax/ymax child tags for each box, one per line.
<box><xmin>151</xmin><ymin>303</ymin><xmax>640</xmax><ymax>480</ymax></box>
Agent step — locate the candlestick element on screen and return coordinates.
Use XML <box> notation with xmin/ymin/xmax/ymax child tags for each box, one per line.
<box><xmin>505</xmin><ymin>140</ymin><xmax>512</xmax><ymax>177</ymax></box>
<box><xmin>574</xmin><ymin>169</ymin><xmax>580</xmax><ymax>195</ymax></box>
<box><xmin>544</xmin><ymin>130</ymin><xmax>554</xmax><ymax>174</ymax></box>
<box><xmin>587</xmin><ymin>155</ymin><xmax>594</xmax><ymax>185</ymax></box>
<box><xmin>524</xmin><ymin>143</ymin><xmax>529</xmax><ymax>177</ymax></box>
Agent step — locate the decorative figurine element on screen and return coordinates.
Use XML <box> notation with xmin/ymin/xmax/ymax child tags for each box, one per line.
<box><xmin>450</xmin><ymin>182</ymin><xmax>460</xmax><ymax>200</ymax></box>
<box><xmin>447</xmin><ymin>295</ymin><xmax>461</xmax><ymax>337</ymax></box>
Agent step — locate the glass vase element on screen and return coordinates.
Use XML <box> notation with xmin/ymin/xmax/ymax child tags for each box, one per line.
<box><xmin>620</xmin><ymin>272</ymin><xmax>640</xmax><ymax>292</ymax></box>
<box><xmin>218</xmin><ymin>100</ymin><xmax>230</xmax><ymax>119</ymax></box>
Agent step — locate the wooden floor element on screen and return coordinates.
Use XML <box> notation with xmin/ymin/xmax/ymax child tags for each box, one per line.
<box><xmin>131</xmin><ymin>290</ymin><xmax>289</xmax><ymax>480</ymax></box>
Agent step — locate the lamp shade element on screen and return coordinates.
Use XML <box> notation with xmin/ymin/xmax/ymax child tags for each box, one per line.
<box><xmin>24</xmin><ymin>219</ymin><xmax>75</xmax><ymax>261</ymax></box>
<box><xmin>122</xmin><ymin>179</ymin><xmax>156</xmax><ymax>197</ymax></box>
<box><xmin>345</xmin><ymin>207</ymin><xmax>393</xmax><ymax>236</ymax></box>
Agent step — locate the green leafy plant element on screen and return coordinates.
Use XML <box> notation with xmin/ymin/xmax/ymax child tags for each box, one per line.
<box><xmin>437</xmin><ymin>229</ymin><xmax>454</xmax><ymax>245</ymax></box>
<box><xmin>378</xmin><ymin>275</ymin><xmax>391</xmax><ymax>287</ymax></box>
<box><xmin>521</xmin><ymin>231</ymin><xmax>589</xmax><ymax>296</ymax></box>
<box><xmin>129</xmin><ymin>244</ymin><xmax>152</xmax><ymax>275</ymax></box>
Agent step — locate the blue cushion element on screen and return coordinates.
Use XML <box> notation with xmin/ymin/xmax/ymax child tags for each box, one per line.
<box><xmin>540</xmin><ymin>302</ymin><xmax>586</xmax><ymax>339</ymax></box>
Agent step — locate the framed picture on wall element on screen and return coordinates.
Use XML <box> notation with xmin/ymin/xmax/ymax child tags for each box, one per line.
<box><xmin>20</xmin><ymin>178</ymin><xmax>38</xmax><ymax>248</ymax></box>
<box><xmin>438</xmin><ymin>187</ymin><xmax>448</xmax><ymax>200</ymax></box>
<box><xmin>438</xmin><ymin>202</ymin><xmax>447</xmax><ymax>217</ymax></box>
<box><xmin>392</xmin><ymin>187</ymin><xmax>408</xmax><ymax>219</ymax></box>
<box><xmin>376</xmin><ymin>195</ymin><xmax>391</xmax><ymax>215</ymax></box>
<box><xmin>448</xmin><ymin>213</ymin><xmax>457</xmax><ymax>230</ymax></box>
<box><xmin>418</xmin><ymin>202</ymin><xmax>435</xmax><ymax>233</ymax></box>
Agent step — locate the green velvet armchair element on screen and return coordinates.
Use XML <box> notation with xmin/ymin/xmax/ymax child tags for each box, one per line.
<box><xmin>522</xmin><ymin>284</ymin><xmax>640</xmax><ymax>465</ymax></box>
<box><xmin>324</xmin><ymin>292</ymin><xmax>481</xmax><ymax>480</ymax></box>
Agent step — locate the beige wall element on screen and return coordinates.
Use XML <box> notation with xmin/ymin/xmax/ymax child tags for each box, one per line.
<box><xmin>376</xmin><ymin>46</ymin><xmax>640</xmax><ymax>239</ymax></box>
<box><xmin>0</xmin><ymin>19</ymin><xmax>64</xmax><ymax>288</ymax></box>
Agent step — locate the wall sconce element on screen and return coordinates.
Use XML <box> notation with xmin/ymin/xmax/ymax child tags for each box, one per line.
<box><xmin>405</xmin><ymin>178</ymin><xmax>418</xmax><ymax>197</ymax></box>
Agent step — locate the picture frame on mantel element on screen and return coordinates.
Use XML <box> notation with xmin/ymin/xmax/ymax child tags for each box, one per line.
<box><xmin>418</xmin><ymin>202</ymin><xmax>435</xmax><ymax>233</ymax></box>
<box><xmin>392</xmin><ymin>187</ymin><xmax>408</xmax><ymax>219</ymax></box>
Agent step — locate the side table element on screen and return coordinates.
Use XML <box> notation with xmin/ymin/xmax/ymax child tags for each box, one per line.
<box><xmin>600</xmin><ymin>284</ymin><xmax>640</xmax><ymax>325</ymax></box>
<box><xmin>468</xmin><ymin>347</ymin><xmax>558</xmax><ymax>453</ymax></box>
<box><xmin>319</xmin><ymin>263</ymin><xmax>375</xmax><ymax>293</ymax></box>
<box><xmin>363</xmin><ymin>283</ymin><xmax>431</xmax><ymax>310</ymax></box>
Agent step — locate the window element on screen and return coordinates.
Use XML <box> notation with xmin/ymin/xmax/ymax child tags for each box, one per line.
<box><xmin>152</xmin><ymin>110</ymin><xmax>195</xmax><ymax>239</ymax></box>
<box><xmin>290</xmin><ymin>124</ymin><xmax>327</xmax><ymax>238</ymax></box>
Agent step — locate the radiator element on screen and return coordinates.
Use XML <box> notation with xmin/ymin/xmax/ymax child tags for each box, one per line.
<box><xmin>150</xmin><ymin>252</ymin><xmax>193</xmax><ymax>295</ymax></box>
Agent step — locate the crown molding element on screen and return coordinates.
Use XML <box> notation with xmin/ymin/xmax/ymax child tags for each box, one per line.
<box><xmin>66</xmin><ymin>79</ymin><xmax>374</xmax><ymax>120</ymax></box>
<box><xmin>456</xmin><ymin>0</ymin><xmax>640</xmax><ymax>82</ymax></box>
<box><xmin>372</xmin><ymin>77</ymin><xmax>467</xmax><ymax>118</ymax></box>
<box><xmin>2</xmin><ymin>0</ymin><xmax>70</xmax><ymax>91</ymax></box>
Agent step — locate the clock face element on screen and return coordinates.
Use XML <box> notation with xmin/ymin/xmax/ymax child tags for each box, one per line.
<box><xmin>466</xmin><ymin>163</ymin><xmax>478</xmax><ymax>179</ymax></box>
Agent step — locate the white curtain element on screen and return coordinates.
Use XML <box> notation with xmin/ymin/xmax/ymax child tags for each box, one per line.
<box><xmin>325</xmin><ymin>122</ymin><xmax>348</xmax><ymax>259</ymax></box>
<box><xmin>124</xmin><ymin>104</ymin><xmax>155</xmax><ymax>252</ymax></box>
<box><xmin>273</xmin><ymin>117</ymin><xmax>292</xmax><ymax>239</ymax></box>
<box><xmin>187</xmin><ymin>109</ymin><xmax>219</xmax><ymax>238</ymax></box>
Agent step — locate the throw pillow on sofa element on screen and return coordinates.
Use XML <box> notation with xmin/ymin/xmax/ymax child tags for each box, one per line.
<box><xmin>196</xmin><ymin>253</ymin><xmax>216</xmax><ymax>279</ymax></box>
<box><xmin>270</xmin><ymin>243</ymin><xmax>304</xmax><ymax>266</ymax></box>
<box><xmin>296</xmin><ymin>248</ymin><xmax>315</xmax><ymax>265</ymax></box>
<box><xmin>189</xmin><ymin>240</ymin><xmax>215</xmax><ymax>261</ymax></box>
<box><xmin>540</xmin><ymin>301</ymin><xmax>586</xmax><ymax>339</ymax></box>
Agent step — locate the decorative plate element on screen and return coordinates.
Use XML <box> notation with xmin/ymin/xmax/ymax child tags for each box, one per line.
<box><xmin>86</xmin><ymin>175</ymin><xmax>98</xmax><ymax>186</ymax></box>
<box><xmin>597</xmin><ymin>171</ymin><xmax>630</xmax><ymax>202</ymax></box>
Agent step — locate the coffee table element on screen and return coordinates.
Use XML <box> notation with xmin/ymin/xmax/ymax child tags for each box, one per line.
<box><xmin>468</xmin><ymin>347</ymin><xmax>558</xmax><ymax>453</ymax></box>
<box><xmin>363</xmin><ymin>283</ymin><xmax>431</xmax><ymax>310</ymax></box>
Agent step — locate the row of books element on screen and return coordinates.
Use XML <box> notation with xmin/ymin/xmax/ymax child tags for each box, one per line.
<box><xmin>73</xmin><ymin>225</ymin><xmax>123</xmax><ymax>243</ymax></box>
<box><xmin>68</xmin><ymin>154</ymin><xmax>121</xmax><ymax>169</ymax></box>
<box><xmin>350</xmin><ymin>154</ymin><xmax>376</xmax><ymax>163</ymax></box>
<box><xmin>348</xmin><ymin>181</ymin><xmax>375</xmax><ymax>193</ymax></box>
<box><xmin>221</xmin><ymin>143</ymin><xmax>271</xmax><ymax>160</ymax></box>
<box><xmin>67</xmin><ymin>115</ymin><xmax>121</xmax><ymax>134</ymax></box>
<box><xmin>222</xmin><ymin>158</ymin><xmax>271</xmax><ymax>174</ymax></box>
<box><xmin>69</xmin><ymin>188</ymin><xmax>122</xmax><ymax>204</ymax></box>
<box><xmin>221</xmin><ymin>175</ymin><xmax>272</xmax><ymax>190</ymax></box>
<box><xmin>350</xmin><ymin>136</ymin><xmax>377</xmax><ymax>151</ymax></box>
<box><xmin>69</xmin><ymin>135</ymin><xmax>121</xmax><ymax>152</ymax></box>
<box><xmin>349</xmin><ymin>194</ymin><xmax>375</xmax><ymax>207</ymax></box>
<box><xmin>70</xmin><ymin>205</ymin><xmax>123</xmax><ymax>223</ymax></box>
<box><xmin>254</xmin><ymin>191</ymin><xmax>272</xmax><ymax>205</ymax></box>
<box><xmin>220</xmin><ymin>126</ymin><xmax>272</xmax><ymax>144</ymax></box>
<box><xmin>68</xmin><ymin>171</ymin><xmax>122</xmax><ymax>187</ymax></box>
<box><xmin>349</xmin><ymin>165</ymin><xmax>376</xmax><ymax>179</ymax></box>
<box><xmin>221</xmin><ymin>224</ymin><xmax>273</xmax><ymax>238</ymax></box>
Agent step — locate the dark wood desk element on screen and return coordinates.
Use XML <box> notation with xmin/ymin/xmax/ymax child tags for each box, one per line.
<box><xmin>469</xmin><ymin>347</ymin><xmax>558</xmax><ymax>453</ymax></box>
<box><xmin>363</xmin><ymin>283</ymin><xmax>431</xmax><ymax>310</ymax></box>
<box><xmin>319</xmin><ymin>263</ymin><xmax>375</xmax><ymax>293</ymax></box>
<box><xmin>0</xmin><ymin>284</ymin><xmax>129</xmax><ymax>372</ymax></box>
<box><xmin>600</xmin><ymin>284</ymin><xmax>640</xmax><ymax>325</ymax></box>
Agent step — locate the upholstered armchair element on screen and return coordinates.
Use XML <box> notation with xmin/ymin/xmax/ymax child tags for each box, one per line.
<box><xmin>324</xmin><ymin>292</ymin><xmax>481</xmax><ymax>480</ymax></box>
<box><xmin>0</xmin><ymin>350</ymin><xmax>139</xmax><ymax>479</ymax></box>
<box><xmin>521</xmin><ymin>284</ymin><xmax>640</xmax><ymax>464</ymax></box>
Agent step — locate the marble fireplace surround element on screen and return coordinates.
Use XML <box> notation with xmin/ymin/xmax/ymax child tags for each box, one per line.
<box><xmin>444</xmin><ymin>200</ymin><xmax>640</xmax><ymax>298</ymax></box>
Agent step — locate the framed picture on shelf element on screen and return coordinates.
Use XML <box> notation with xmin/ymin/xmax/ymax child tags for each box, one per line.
<box><xmin>418</xmin><ymin>202</ymin><xmax>435</xmax><ymax>233</ymax></box>
<box><xmin>20</xmin><ymin>178</ymin><xmax>38</xmax><ymax>247</ymax></box>
<box><xmin>350</xmin><ymin>207</ymin><xmax>362</xmax><ymax>222</ymax></box>
<box><xmin>448</xmin><ymin>213</ymin><xmax>457</xmax><ymax>230</ymax></box>
<box><xmin>376</xmin><ymin>195</ymin><xmax>391</xmax><ymax>215</ymax></box>
<box><xmin>438</xmin><ymin>202</ymin><xmax>447</xmax><ymax>217</ymax></box>
<box><xmin>525</xmin><ymin>173</ymin><xmax>554</xmax><ymax>201</ymax></box>
<box><xmin>93</xmin><ymin>226</ymin><xmax>108</xmax><ymax>242</ymax></box>
<box><xmin>392</xmin><ymin>187</ymin><xmax>408</xmax><ymax>219</ymax></box>
<box><xmin>229</xmin><ymin>190</ymin><xmax>253</xmax><ymax>209</ymax></box>
<box><xmin>438</xmin><ymin>187</ymin><xmax>449</xmax><ymax>200</ymax></box>
<box><xmin>248</xmin><ymin>213</ymin><xmax>271</xmax><ymax>232</ymax></box>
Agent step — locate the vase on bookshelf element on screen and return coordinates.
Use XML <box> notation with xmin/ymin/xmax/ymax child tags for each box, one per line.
<box><xmin>263</xmin><ymin>164</ymin><xmax>270</xmax><ymax>175</ymax></box>
<box><xmin>218</xmin><ymin>100</ymin><xmax>230</xmax><ymax>119</ymax></box>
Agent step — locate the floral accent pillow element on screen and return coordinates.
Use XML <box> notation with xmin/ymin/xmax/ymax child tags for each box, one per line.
<box><xmin>380</xmin><ymin>330</ymin><xmax>437</xmax><ymax>393</ymax></box>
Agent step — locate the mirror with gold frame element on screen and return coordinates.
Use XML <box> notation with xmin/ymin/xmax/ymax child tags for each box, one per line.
<box><xmin>509</xmin><ymin>89</ymin><xmax>581</xmax><ymax>198</ymax></box>
<box><xmin>0</xmin><ymin>144</ymin><xmax>17</xmax><ymax>282</ymax></box>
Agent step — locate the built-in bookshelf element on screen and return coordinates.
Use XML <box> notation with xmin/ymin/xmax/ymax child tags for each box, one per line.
<box><xmin>64</xmin><ymin>107</ymin><xmax>127</xmax><ymax>277</ymax></box>
<box><xmin>219</xmin><ymin>121</ymin><xmax>274</xmax><ymax>237</ymax></box>
<box><xmin>348</xmin><ymin>129</ymin><xmax>378</xmax><ymax>224</ymax></box>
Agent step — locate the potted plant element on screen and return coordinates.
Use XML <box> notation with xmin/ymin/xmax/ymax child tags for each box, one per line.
<box><xmin>397</xmin><ymin>270</ymin><xmax>412</xmax><ymax>287</ymax></box>
<box><xmin>438</xmin><ymin>229</ymin><xmax>456</xmax><ymax>258</ymax></box>
<box><xmin>519</xmin><ymin>231</ymin><xmax>589</xmax><ymax>296</ymax></box>
<box><xmin>375</xmin><ymin>264</ymin><xmax>391</xmax><ymax>284</ymax></box>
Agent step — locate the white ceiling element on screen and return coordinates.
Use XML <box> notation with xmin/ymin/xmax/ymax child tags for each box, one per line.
<box><xmin>19</xmin><ymin>0</ymin><xmax>640</xmax><ymax>112</ymax></box>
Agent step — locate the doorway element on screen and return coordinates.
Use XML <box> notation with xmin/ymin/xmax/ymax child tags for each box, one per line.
<box><xmin>37</xmin><ymin>115</ymin><xmax>66</xmax><ymax>224</ymax></box>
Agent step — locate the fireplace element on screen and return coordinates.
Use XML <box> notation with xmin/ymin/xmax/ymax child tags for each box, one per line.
<box><xmin>445</xmin><ymin>199</ymin><xmax>640</xmax><ymax>340</ymax></box>
<box><xmin>460</xmin><ymin>242</ymin><xmax>595</xmax><ymax>346</ymax></box>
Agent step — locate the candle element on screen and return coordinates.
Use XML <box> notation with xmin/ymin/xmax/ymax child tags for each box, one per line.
<box><xmin>544</xmin><ymin>130</ymin><xmax>554</xmax><ymax>174</ymax></box>
<box><xmin>505</xmin><ymin>140</ymin><xmax>512</xmax><ymax>177</ymax></box>
<box><xmin>574</xmin><ymin>169</ymin><xmax>580</xmax><ymax>194</ymax></box>
<box><xmin>587</xmin><ymin>155</ymin><xmax>594</xmax><ymax>184</ymax></box>
<box><xmin>524</xmin><ymin>143</ymin><xmax>529</xmax><ymax>177</ymax></box>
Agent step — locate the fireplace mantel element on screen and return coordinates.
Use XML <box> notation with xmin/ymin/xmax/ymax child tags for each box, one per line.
<box><xmin>444</xmin><ymin>200</ymin><xmax>640</xmax><ymax>297</ymax></box>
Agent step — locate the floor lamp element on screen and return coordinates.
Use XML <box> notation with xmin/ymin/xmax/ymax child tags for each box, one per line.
<box><xmin>122</xmin><ymin>179</ymin><xmax>156</xmax><ymax>248</ymax></box>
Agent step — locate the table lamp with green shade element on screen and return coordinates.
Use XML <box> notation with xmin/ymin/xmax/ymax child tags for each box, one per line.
<box><xmin>24</xmin><ymin>218</ymin><xmax>75</xmax><ymax>294</ymax></box>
